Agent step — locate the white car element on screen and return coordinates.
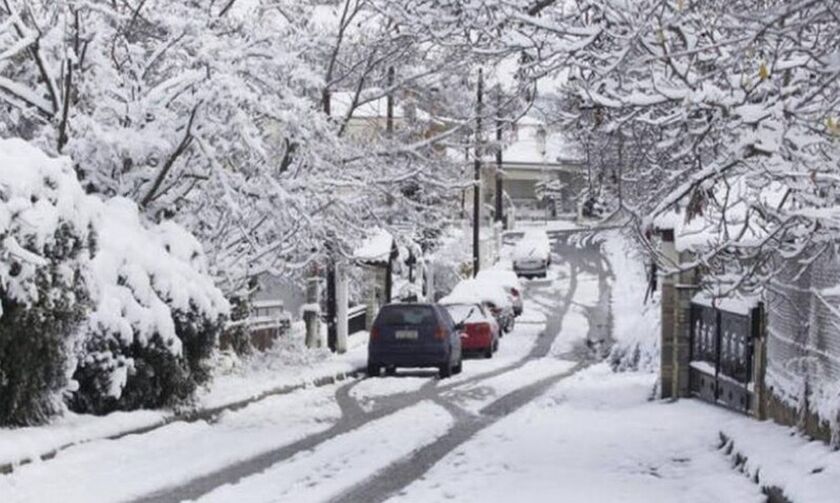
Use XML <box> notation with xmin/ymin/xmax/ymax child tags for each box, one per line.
<box><xmin>513</xmin><ymin>230</ymin><xmax>551</xmax><ymax>278</ymax></box>
<box><xmin>476</xmin><ymin>269</ymin><xmax>524</xmax><ymax>317</ymax></box>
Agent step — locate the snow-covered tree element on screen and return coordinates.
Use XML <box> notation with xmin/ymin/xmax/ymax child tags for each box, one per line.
<box><xmin>0</xmin><ymin>0</ymin><xmax>495</xmax><ymax>297</ymax></box>
<box><xmin>498</xmin><ymin>0</ymin><xmax>840</xmax><ymax>290</ymax></box>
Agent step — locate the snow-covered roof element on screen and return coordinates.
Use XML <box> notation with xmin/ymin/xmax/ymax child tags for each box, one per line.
<box><xmin>251</xmin><ymin>299</ymin><xmax>284</xmax><ymax>310</ymax></box>
<box><xmin>353</xmin><ymin>228</ymin><xmax>395</xmax><ymax>264</ymax></box>
<box><xmin>692</xmin><ymin>291</ymin><xmax>759</xmax><ymax>316</ymax></box>
<box><xmin>331</xmin><ymin>91</ymin><xmax>405</xmax><ymax>120</ymax></box>
<box><xmin>503</xmin><ymin>123</ymin><xmax>582</xmax><ymax>167</ymax></box>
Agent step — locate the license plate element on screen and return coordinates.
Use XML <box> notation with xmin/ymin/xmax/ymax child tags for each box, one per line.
<box><xmin>395</xmin><ymin>330</ymin><xmax>418</xmax><ymax>340</ymax></box>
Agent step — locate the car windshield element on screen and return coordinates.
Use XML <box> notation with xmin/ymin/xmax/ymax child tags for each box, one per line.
<box><xmin>444</xmin><ymin>304</ymin><xmax>482</xmax><ymax>324</ymax></box>
<box><xmin>376</xmin><ymin>305</ymin><xmax>436</xmax><ymax>326</ymax></box>
<box><xmin>514</xmin><ymin>238</ymin><xmax>549</xmax><ymax>260</ymax></box>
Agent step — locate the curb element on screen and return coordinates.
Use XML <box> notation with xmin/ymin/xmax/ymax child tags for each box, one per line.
<box><xmin>718</xmin><ymin>431</ymin><xmax>794</xmax><ymax>503</ymax></box>
<box><xmin>0</xmin><ymin>366</ymin><xmax>366</xmax><ymax>476</ymax></box>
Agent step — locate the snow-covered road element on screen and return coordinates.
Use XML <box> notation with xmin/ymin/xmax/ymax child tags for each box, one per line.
<box><xmin>0</xmin><ymin>232</ymin><xmax>764</xmax><ymax>503</ymax></box>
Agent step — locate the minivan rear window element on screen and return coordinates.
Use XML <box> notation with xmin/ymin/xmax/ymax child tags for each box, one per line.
<box><xmin>376</xmin><ymin>305</ymin><xmax>436</xmax><ymax>326</ymax></box>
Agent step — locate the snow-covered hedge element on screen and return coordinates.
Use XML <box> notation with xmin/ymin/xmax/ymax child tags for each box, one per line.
<box><xmin>72</xmin><ymin>199</ymin><xmax>229</xmax><ymax>414</ymax></box>
<box><xmin>0</xmin><ymin>138</ymin><xmax>94</xmax><ymax>425</ymax></box>
<box><xmin>0</xmin><ymin>138</ymin><xmax>229</xmax><ymax>424</ymax></box>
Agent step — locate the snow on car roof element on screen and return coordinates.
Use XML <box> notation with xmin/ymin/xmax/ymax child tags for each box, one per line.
<box><xmin>476</xmin><ymin>269</ymin><xmax>522</xmax><ymax>291</ymax></box>
<box><xmin>514</xmin><ymin>234</ymin><xmax>551</xmax><ymax>261</ymax></box>
<box><xmin>440</xmin><ymin>278</ymin><xmax>510</xmax><ymax>307</ymax></box>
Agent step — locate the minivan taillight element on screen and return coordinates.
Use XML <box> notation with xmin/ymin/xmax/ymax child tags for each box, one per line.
<box><xmin>370</xmin><ymin>327</ymin><xmax>380</xmax><ymax>341</ymax></box>
<box><xmin>434</xmin><ymin>325</ymin><xmax>447</xmax><ymax>341</ymax></box>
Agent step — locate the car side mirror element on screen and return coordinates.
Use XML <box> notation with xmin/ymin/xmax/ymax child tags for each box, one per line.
<box><xmin>454</xmin><ymin>322</ymin><xmax>465</xmax><ymax>331</ymax></box>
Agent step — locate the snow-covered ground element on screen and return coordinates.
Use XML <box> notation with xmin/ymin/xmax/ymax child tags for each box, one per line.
<box><xmin>390</xmin><ymin>364</ymin><xmax>766</xmax><ymax>503</ymax></box>
<box><xmin>444</xmin><ymin>357</ymin><xmax>577</xmax><ymax>414</ymax></box>
<box><xmin>0</xmin><ymin>386</ymin><xmax>342</xmax><ymax>502</ymax></box>
<box><xmin>0</xmin><ymin>326</ymin><xmax>368</xmax><ymax>470</ymax></box>
<box><xmin>721</xmin><ymin>418</ymin><xmax>840</xmax><ymax>503</ymax></box>
<box><xmin>194</xmin><ymin>402</ymin><xmax>453</xmax><ymax>503</ymax></box>
<box><xmin>5</xmin><ymin>227</ymin><xmax>840</xmax><ymax>503</ymax></box>
<box><xmin>199</xmin><ymin>326</ymin><xmax>369</xmax><ymax>410</ymax></box>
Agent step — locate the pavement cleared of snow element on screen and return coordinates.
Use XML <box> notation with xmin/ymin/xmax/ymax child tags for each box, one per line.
<box><xmin>193</xmin><ymin>401</ymin><xmax>453</xmax><ymax>503</ymax></box>
<box><xmin>391</xmin><ymin>364</ymin><xmax>766</xmax><ymax>503</ymax></box>
<box><xmin>0</xmin><ymin>386</ymin><xmax>341</xmax><ymax>503</ymax></box>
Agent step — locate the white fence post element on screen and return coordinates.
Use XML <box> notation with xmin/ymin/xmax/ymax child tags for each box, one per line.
<box><xmin>304</xmin><ymin>275</ymin><xmax>321</xmax><ymax>348</ymax></box>
<box><xmin>336</xmin><ymin>262</ymin><xmax>348</xmax><ymax>354</ymax></box>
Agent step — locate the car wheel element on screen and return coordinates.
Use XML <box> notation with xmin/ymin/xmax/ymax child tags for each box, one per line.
<box><xmin>366</xmin><ymin>363</ymin><xmax>379</xmax><ymax>377</ymax></box>
<box><xmin>454</xmin><ymin>359</ymin><xmax>463</xmax><ymax>374</ymax></box>
<box><xmin>439</xmin><ymin>361</ymin><xmax>452</xmax><ymax>378</ymax></box>
<box><xmin>505</xmin><ymin>318</ymin><xmax>514</xmax><ymax>333</ymax></box>
<box><xmin>493</xmin><ymin>339</ymin><xmax>499</xmax><ymax>353</ymax></box>
<box><xmin>484</xmin><ymin>345</ymin><xmax>493</xmax><ymax>359</ymax></box>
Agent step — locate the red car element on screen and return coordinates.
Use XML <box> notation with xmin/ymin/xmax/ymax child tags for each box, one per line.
<box><xmin>443</xmin><ymin>303</ymin><xmax>500</xmax><ymax>358</ymax></box>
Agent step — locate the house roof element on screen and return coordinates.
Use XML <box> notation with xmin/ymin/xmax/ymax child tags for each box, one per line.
<box><xmin>353</xmin><ymin>228</ymin><xmax>396</xmax><ymax>264</ymax></box>
<box><xmin>331</xmin><ymin>90</ymin><xmax>406</xmax><ymax>120</ymax></box>
<box><xmin>503</xmin><ymin>123</ymin><xmax>582</xmax><ymax>167</ymax></box>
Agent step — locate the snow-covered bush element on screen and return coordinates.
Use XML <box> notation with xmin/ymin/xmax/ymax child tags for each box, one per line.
<box><xmin>0</xmin><ymin>138</ymin><xmax>94</xmax><ymax>425</ymax></box>
<box><xmin>602</xmin><ymin>232</ymin><xmax>660</xmax><ymax>373</ymax></box>
<box><xmin>0</xmin><ymin>138</ymin><xmax>229</xmax><ymax>421</ymax></box>
<box><xmin>71</xmin><ymin>200</ymin><xmax>229</xmax><ymax>414</ymax></box>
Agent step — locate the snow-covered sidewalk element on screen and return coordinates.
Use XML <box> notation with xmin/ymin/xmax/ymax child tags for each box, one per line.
<box><xmin>0</xmin><ymin>330</ymin><xmax>368</xmax><ymax>473</ymax></box>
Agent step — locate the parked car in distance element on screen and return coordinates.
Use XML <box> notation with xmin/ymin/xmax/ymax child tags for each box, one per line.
<box><xmin>513</xmin><ymin>230</ymin><xmax>552</xmax><ymax>278</ymax></box>
<box><xmin>476</xmin><ymin>269</ymin><xmax>524</xmax><ymax>317</ymax></box>
<box><xmin>368</xmin><ymin>303</ymin><xmax>463</xmax><ymax>378</ymax></box>
<box><xmin>443</xmin><ymin>303</ymin><xmax>500</xmax><ymax>358</ymax></box>
<box><xmin>440</xmin><ymin>278</ymin><xmax>515</xmax><ymax>334</ymax></box>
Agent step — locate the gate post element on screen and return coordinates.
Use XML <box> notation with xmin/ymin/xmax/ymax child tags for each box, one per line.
<box><xmin>752</xmin><ymin>303</ymin><xmax>768</xmax><ymax>419</ymax></box>
<box><xmin>659</xmin><ymin>229</ymin><xmax>677</xmax><ymax>399</ymax></box>
<box><xmin>657</xmin><ymin>224</ymin><xmax>699</xmax><ymax>399</ymax></box>
<box><xmin>674</xmin><ymin>273</ymin><xmax>698</xmax><ymax>398</ymax></box>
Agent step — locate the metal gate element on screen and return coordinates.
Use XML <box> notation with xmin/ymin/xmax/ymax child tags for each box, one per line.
<box><xmin>689</xmin><ymin>300</ymin><xmax>761</xmax><ymax>413</ymax></box>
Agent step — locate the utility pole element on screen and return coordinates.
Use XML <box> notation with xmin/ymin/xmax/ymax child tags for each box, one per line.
<box><xmin>323</xmin><ymin>80</ymin><xmax>337</xmax><ymax>352</ymax></box>
<box><xmin>326</xmin><ymin>242</ymin><xmax>337</xmax><ymax>352</ymax></box>
<box><xmin>494</xmin><ymin>86</ymin><xmax>504</xmax><ymax>225</ymax></box>
<box><xmin>617</xmin><ymin>131</ymin><xmax>624</xmax><ymax>210</ymax></box>
<box><xmin>473</xmin><ymin>67</ymin><xmax>483</xmax><ymax>277</ymax></box>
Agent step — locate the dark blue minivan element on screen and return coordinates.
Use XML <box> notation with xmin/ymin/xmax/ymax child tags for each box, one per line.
<box><xmin>367</xmin><ymin>303</ymin><xmax>463</xmax><ymax>378</ymax></box>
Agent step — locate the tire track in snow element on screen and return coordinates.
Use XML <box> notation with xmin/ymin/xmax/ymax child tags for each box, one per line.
<box><xmin>131</xmin><ymin>231</ymin><xmax>607</xmax><ymax>503</ymax></box>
